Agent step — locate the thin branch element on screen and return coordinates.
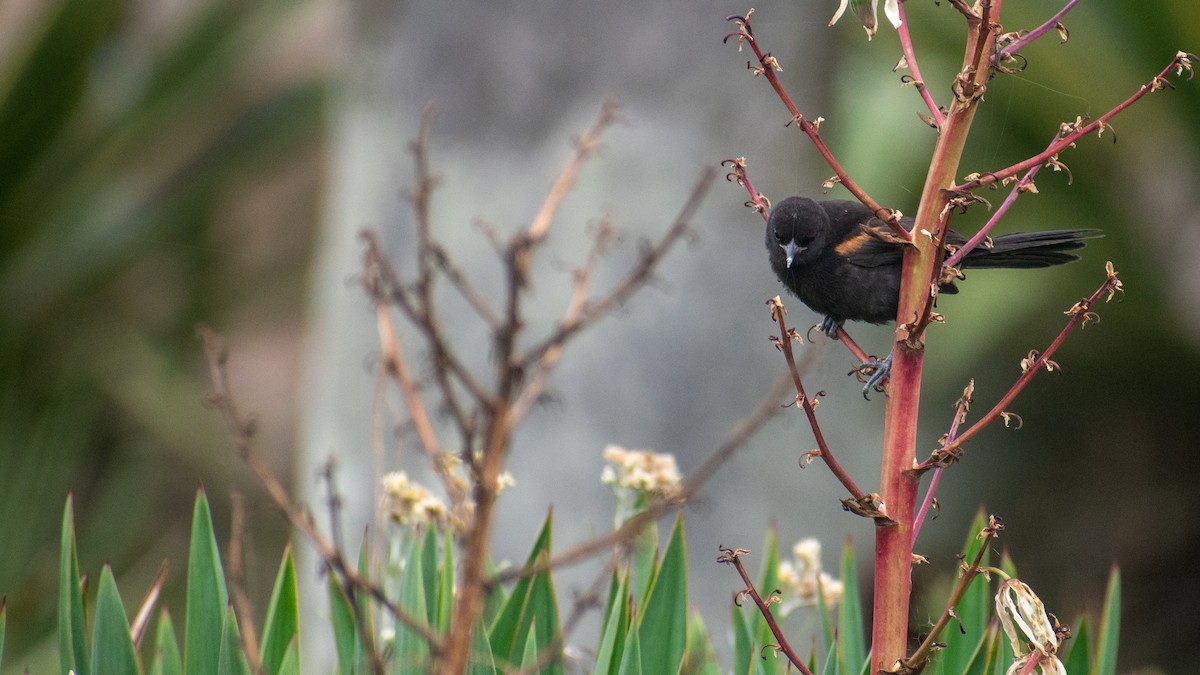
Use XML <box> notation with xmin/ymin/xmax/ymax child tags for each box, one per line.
<box><xmin>362</xmin><ymin>246</ymin><xmax>471</xmax><ymax>515</ymax></box>
<box><xmin>913</xmin><ymin>380</ymin><xmax>974</xmax><ymax>541</ymax></box>
<box><xmin>955</xmin><ymin>52</ymin><xmax>1196</xmax><ymax>192</ymax></box>
<box><xmin>896</xmin><ymin>1</ymin><xmax>945</xmax><ymax>128</ymax></box>
<box><xmin>442</xmin><ymin>101</ymin><xmax>622</xmax><ymax>675</ymax></box>
<box><xmin>361</xmin><ymin>230</ymin><xmax>491</xmax><ymax>413</ymax></box>
<box><xmin>724</xmin><ymin>12</ymin><xmax>909</xmax><ymax>239</ymax></box>
<box><xmin>903</xmin><ymin>516</ymin><xmax>1003</xmax><ymax>672</ymax></box>
<box><xmin>721</xmin><ymin>156</ymin><xmax>772</xmax><ymax>215</ymax></box>
<box><xmin>514</xmin><ymin>167</ymin><xmax>715</xmax><ymax>413</ymax></box>
<box><xmin>200</xmin><ymin>327</ymin><xmax>437</xmax><ymax>674</ymax></box>
<box><xmin>768</xmin><ymin>297</ymin><xmax>868</xmax><ymax>505</ymax></box>
<box><xmin>229</xmin><ymin>492</ymin><xmax>263</xmax><ymax>675</ymax></box>
<box><xmin>943</xmin><ymin>130</ymin><xmax>1060</xmax><ymax>269</ymax></box>
<box><xmin>491</xmin><ymin>372</ymin><xmax>793</xmax><ymax>585</ymax></box>
<box><xmin>425</xmin><ymin>242</ymin><xmax>502</xmax><ymax>329</ymax></box>
<box><xmin>718</xmin><ymin>546</ymin><xmax>813</xmax><ymax>675</ymax></box>
<box><xmin>991</xmin><ymin>0</ymin><xmax>1081</xmax><ymax>65</ymax></box>
<box><xmin>916</xmin><ymin>263</ymin><xmax>1123</xmax><ymax>472</ymax></box>
<box><xmin>129</xmin><ymin>561</ymin><xmax>169</xmax><ymax>649</ymax></box>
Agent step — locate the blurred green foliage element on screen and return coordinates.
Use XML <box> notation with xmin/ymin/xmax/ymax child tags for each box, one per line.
<box><xmin>0</xmin><ymin>0</ymin><xmax>325</xmax><ymax>665</ymax></box>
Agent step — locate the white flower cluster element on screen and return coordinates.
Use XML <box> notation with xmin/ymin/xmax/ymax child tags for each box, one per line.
<box><xmin>600</xmin><ymin>445</ymin><xmax>682</xmax><ymax>498</ymax></box>
<box><xmin>777</xmin><ymin>538</ymin><xmax>844</xmax><ymax>609</ymax></box>
<box><xmin>380</xmin><ymin>471</ymin><xmax>448</xmax><ymax>527</ymax></box>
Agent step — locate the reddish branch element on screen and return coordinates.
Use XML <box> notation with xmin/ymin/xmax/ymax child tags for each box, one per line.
<box><xmin>896</xmin><ymin>1</ymin><xmax>945</xmax><ymax>128</ymax></box>
<box><xmin>956</xmin><ymin>52</ymin><xmax>1196</xmax><ymax>193</ymax></box>
<box><xmin>724</xmin><ymin>12</ymin><xmax>909</xmax><ymax>240</ymax></box>
<box><xmin>718</xmin><ymin>546</ymin><xmax>813</xmax><ymax>675</ymax></box>
<box><xmin>902</xmin><ymin>516</ymin><xmax>1003</xmax><ymax>672</ymax></box>
<box><xmin>992</xmin><ymin>0</ymin><xmax>1081</xmax><ymax>65</ymax></box>
<box><xmin>768</xmin><ymin>297</ymin><xmax>869</xmax><ymax>506</ymax></box>
<box><xmin>916</xmin><ymin>263</ymin><xmax>1123</xmax><ymax>472</ymax></box>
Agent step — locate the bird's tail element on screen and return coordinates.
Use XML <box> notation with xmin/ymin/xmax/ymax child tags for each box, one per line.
<box><xmin>961</xmin><ymin>229</ymin><xmax>1101</xmax><ymax>269</ymax></box>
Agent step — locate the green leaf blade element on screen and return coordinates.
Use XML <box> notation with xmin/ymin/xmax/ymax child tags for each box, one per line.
<box><xmin>259</xmin><ymin>544</ymin><xmax>300</xmax><ymax>675</ymax></box>
<box><xmin>58</xmin><ymin>495</ymin><xmax>89</xmax><ymax>675</ymax></box>
<box><xmin>185</xmin><ymin>489</ymin><xmax>230</xmax><ymax>675</ymax></box>
<box><xmin>637</xmin><ymin>514</ymin><xmax>687</xmax><ymax>675</ymax></box>
<box><xmin>90</xmin><ymin>565</ymin><xmax>138</xmax><ymax>675</ymax></box>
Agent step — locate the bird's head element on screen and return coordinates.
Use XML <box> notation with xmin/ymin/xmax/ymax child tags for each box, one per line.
<box><xmin>766</xmin><ymin>196</ymin><xmax>828</xmax><ymax>269</ymax></box>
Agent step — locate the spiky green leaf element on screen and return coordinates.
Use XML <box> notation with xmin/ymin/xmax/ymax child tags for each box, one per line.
<box><xmin>217</xmin><ymin>605</ymin><xmax>252</xmax><ymax>675</ymax></box>
<box><xmin>185</xmin><ymin>490</ymin><xmax>229</xmax><ymax>675</ymax></box>
<box><xmin>1093</xmin><ymin>567</ymin><xmax>1121</xmax><ymax>675</ymax></box>
<box><xmin>489</xmin><ymin>512</ymin><xmax>553</xmax><ymax>664</ymax></box>
<box><xmin>837</xmin><ymin>538</ymin><xmax>865</xmax><ymax>674</ymax></box>
<box><xmin>90</xmin><ymin>566</ymin><xmax>138</xmax><ymax>675</ymax></box>
<box><xmin>637</xmin><ymin>514</ymin><xmax>687</xmax><ymax>674</ymax></box>
<box><xmin>150</xmin><ymin>610</ymin><xmax>183</xmax><ymax>675</ymax></box>
<box><xmin>683</xmin><ymin>611</ymin><xmax>721</xmax><ymax>675</ymax></box>
<box><xmin>59</xmin><ymin>495</ymin><xmax>89</xmax><ymax>675</ymax></box>
<box><xmin>395</xmin><ymin>535</ymin><xmax>432</xmax><ymax>674</ymax></box>
<box><xmin>593</xmin><ymin>569</ymin><xmax>630</xmax><ymax>675</ymax></box>
<box><xmin>260</xmin><ymin>544</ymin><xmax>299</xmax><ymax>675</ymax></box>
<box><xmin>1061</xmin><ymin>614</ymin><xmax>1090</xmax><ymax>675</ymax></box>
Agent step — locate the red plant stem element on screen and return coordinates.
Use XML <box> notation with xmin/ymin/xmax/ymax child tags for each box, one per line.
<box><xmin>897</xmin><ymin>1</ymin><xmax>945</xmax><ymax>127</ymax></box>
<box><xmin>955</xmin><ymin>52</ymin><xmax>1194</xmax><ymax>192</ymax></box>
<box><xmin>992</xmin><ymin>0</ymin><xmax>1081</xmax><ymax>65</ymax></box>
<box><xmin>873</xmin><ymin>3</ymin><xmax>1000</xmax><ymax>669</ymax></box>
<box><xmin>724</xmin><ymin>16</ymin><xmax>909</xmax><ymax>240</ymax></box>
<box><xmin>927</xmin><ymin>269</ymin><xmax>1120</xmax><ymax>464</ymax></box>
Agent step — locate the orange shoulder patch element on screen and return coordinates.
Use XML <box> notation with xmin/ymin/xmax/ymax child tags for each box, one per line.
<box><xmin>834</xmin><ymin>231</ymin><xmax>872</xmax><ymax>256</ymax></box>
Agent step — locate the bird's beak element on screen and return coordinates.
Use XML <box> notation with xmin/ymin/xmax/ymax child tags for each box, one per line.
<box><xmin>782</xmin><ymin>240</ymin><xmax>800</xmax><ymax>268</ymax></box>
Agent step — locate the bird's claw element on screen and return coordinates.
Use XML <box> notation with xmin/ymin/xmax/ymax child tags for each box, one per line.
<box><xmin>857</xmin><ymin>351</ymin><xmax>893</xmax><ymax>400</ymax></box>
<box><xmin>820</xmin><ymin>316</ymin><xmax>841</xmax><ymax>339</ymax></box>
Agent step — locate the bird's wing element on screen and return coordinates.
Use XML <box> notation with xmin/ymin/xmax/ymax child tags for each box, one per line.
<box><xmin>819</xmin><ymin>200</ymin><xmax>910</xmax><ymax>268</ymax></box>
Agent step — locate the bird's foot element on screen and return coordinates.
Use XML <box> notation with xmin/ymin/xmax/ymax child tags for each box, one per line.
<box><xmin>820</xmin><ymin>316</ymin><xmax>841</xmax><ymax>339</ymax></box>
<box><xmin>855</xmin><ymin>350</ymin><xmax>893</xmax><ymax>400</ymax></box>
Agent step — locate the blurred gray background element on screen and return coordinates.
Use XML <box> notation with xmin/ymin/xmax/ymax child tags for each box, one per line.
<box><xmin>1</xmin><ymin>0</ymin><xmax>1197</xmax><ymax>671</ymax></box>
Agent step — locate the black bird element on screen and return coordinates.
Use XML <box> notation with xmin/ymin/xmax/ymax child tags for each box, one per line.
<box><xmin>766</xmin><ymin>196</ymin><xmax>1098</xmax><ymax>394</ymax></box>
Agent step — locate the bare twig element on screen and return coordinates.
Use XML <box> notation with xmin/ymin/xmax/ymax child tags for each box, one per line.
<box><xmin>916</xmin><ymin>263</ymin><xmax>1123</xmax><ymax>472</ymax></box>
<box><xmin>200</xmin><ymin>327</ymin><xmax>435</xmax><ymax>675</ymax></box>
<box><xmin>903</xmin><ymin>515</ymin><xmax>1003</xmax><ymax>672</ymax></box>
<box><xmin>913</xmin><ymin>380</ymin><xmax>974</xmax><ymax>541</ymax></box>
<box><xmin>956</xmin><ymin>52</ymin><xmax>1196</xmax><ymax>192</ymax></box>
<box><xmin>724</xmin><ymin>11</ymin><xmax>908</xmax><ymax>239</ymax></box>
<box><xmin>943</xmin><ymin>130</ymin><xmax>1062</xmax><ymax>269</ymax></box>
<box><xmin>991</xmin><ymin>0</ymin><xmax>1081</xmax><ymax>65</ymax></box>
<box><xmin>768</xmin><ymin>296</ymin><xmax>869</xmax><ymax>506</ymax></box>
<box><xmin>229</xmin><ymin>492</ymin><xmax>263</xmax><ymax>675</ymax></box>
<box><xmin>492</xmin><ymin>372</ymin><xmax>793</xmax><ymax>585</ymax></box>
<box><xmin>718</xmin><ymin>546</ymin><xmax>813</xmax><ymax>675</ymax></box>
<box><xmin>442</xmin><ymin>102</ymin><xmax>621</xmax><ymax>675</ymax></box>
<box><xmin>722</xmin><ymin>156</ymin><xmax>771</xmax><ymax>214</ymax></box>
<box><xmin>513</xmin><ymin>167</ymin><xmax>715</xmax><ymax>423</ymax></box>
<box><xmin>129</xmin><ymin>561</ymin><xmax>169</xmax><ymax>649</ymax></box>
<box><xmin>897</xmin><ymin>1</ymin><xmax>945</xmax><ymax>128</ymax></box>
